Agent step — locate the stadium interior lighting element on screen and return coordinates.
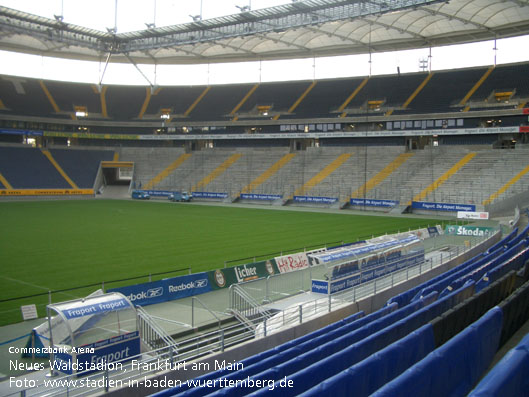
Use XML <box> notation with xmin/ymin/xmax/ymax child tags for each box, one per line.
<box><xmin>160</xmin><ymin>113</ymin><xmax>171</xmax><ymax>120</ymax></box>
<box><xmin>75</xmin><ymin>110</ymin><xmax>87</xmax><ymax>117</ymax></box>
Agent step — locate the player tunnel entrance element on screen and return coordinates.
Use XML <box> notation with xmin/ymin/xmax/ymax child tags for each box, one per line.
<box><xmin>100</xmin><ymin>161</ymin><xmax>134</xmax><ymax>186</ymax></box>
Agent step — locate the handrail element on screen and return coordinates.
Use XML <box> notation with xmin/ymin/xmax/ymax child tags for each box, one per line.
<box><xmin>136</xmin><ymin>306</ymin><xmax>177</xmax><ymax>351</ymax></box>
<box><xmin>192</xmin><ymin>295</ymin><xmax>222</xmax><ymax>329</ymax></box>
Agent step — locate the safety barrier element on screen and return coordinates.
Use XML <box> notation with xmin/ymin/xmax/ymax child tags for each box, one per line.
<box><xmin>137</xmin><ymin>306</ymin><xmax>177</xmax><ymax>351</ymax></box>
<box><xmin>228</xmin><ymin>284</ymin><xmax>275</xmax><ymax>332</ymax></box>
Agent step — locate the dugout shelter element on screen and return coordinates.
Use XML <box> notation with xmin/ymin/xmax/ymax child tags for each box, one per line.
<box><xmin>45</xmin><ymin>292</ymin><xmax>139</xmax><ymax>375</ymax></box>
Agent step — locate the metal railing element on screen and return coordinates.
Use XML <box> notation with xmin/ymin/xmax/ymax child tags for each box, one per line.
<box><xmin>229</xmin><ymin>284</ymin><xmax>275</xmax><ymax>331</ymax></box>
<box><xmin>191</xmin><ymin>296</ymin><xmax>222</xmax><ymax>329</ymax></box>
<box><xmin>136</xmin><ymin>306</ymin><xmax>177</xmax><ymax>352</ymax></box>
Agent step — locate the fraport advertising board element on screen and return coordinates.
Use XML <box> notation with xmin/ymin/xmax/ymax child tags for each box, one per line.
<box><xmin>412</xmin><ymin>201</ymin><xmax>476</xmax><ymax>212</ymax></box>
<box><xmin>350</xmin><ymin>198</ymin><xmax>399</xmax><ymax>207</ymax></box>
<box><xmin>294</xmin><ymin>196</ymin><xmax>338</xmax><ymax>204</ymax></box>
<box><xmin>54</xmin><ymin>332</ymin><xmax>140</xmax><ymax>375</ymax></box>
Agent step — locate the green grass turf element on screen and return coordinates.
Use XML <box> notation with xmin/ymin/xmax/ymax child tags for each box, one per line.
<box><xmin>0</xmin><ymin>200</ymin><xmax>442</xmax><ymax>326</ymax></box>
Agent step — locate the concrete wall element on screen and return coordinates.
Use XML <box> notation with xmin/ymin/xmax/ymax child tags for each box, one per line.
<box><xmin>107</xmin><ymin>232</ymin><xmax>501</xmax><ymax>397</ymax></box>
<box><xmin>486</xmin><ymin>190</ymin><xmax>529</xmax><ymax>217</ymax></box>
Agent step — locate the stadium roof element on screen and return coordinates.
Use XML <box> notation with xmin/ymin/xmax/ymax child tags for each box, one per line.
<box><xmin>1</xmin><ymin>0</ymin><xmax>529</xmax><ymax>65</ymax></box>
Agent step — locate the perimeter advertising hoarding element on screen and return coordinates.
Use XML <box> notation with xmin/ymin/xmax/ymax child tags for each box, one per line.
<box><xmin>412</xmin><ymin>201</ymin><xmax>476</xmax><ymax>212</ymax></box>
<box><xmin>457</xmin><ymin>211</ymin><xmax>489</xmax><ymax>220</ymax></box>
<box><xmin>192</xmin><ymin>192</ymin><xmax>228</xmax><ymax>199</ymax></box>
<box><xmin>208</xmin><ymin>260</ymin><xmax>279</xmax><ymax>290</ymax></box>
<box><xmin>350</xmin><ymin>198</ymin><xmax>399</xmax><ymax>207</ymax></box>
<box><xmin>54</xmin><ymin>331</ymin><xmax>140</xmax><ymax>375</ymax></box>
<box><xmin>311</xmin><ymin>280</ymin><xmax>329</xmax><ymax>294</ymax></box>
<box><xmin>108</xmin><ymin>273</ymin><xmax>211</xmax><ymax>306</ymax></box>
<box><xmin>0</xmin><ymin>129</ymin><xmax>43</xmax><ymax>136</ymax></box>
<box><xmin>240</xmin><ymin>193</ymin><xmax>282</xmax><ymax>201</ymax></box>
<box><xmin>275</xmin><ymin>252</ymin><xmax>310</xmax><ymax>273</ymax></box>
<box><xmin>134</xmin><ymin>189</ymin><xmax>173</xmax><ymax>197</ymax></box>
<box><xmin>0</xmin><ymin>126</ymin><xmax>521</xmax><ymax>140</ymax></box>
<box><xmin>311</xmin><ymin>273</ymin><xmax>362</xmax><ymax>295</ymax></box>
<box><xmin>294</xmin><ymin>196</ymin><xmax>337</xmax><ymax>204</ymax></box>
<box><xmin>444</xmin><ymin>225</ymin><xmax>496</xmax><ymax>237</ymax></box>
<box><xmin>0</xmin><ymin>189</ymin><xmax>94</xmax><ymax>196</ymax></box>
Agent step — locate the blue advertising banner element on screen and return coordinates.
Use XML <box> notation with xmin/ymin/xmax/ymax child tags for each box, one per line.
<box><xmin>240</xmin><ymin>193</ymin><xmax>282</xmax><ymax>200</ymax></box>
<box><xmin>192</xmin><ymin>192</ymin><xmax>228</xmax><ymax>199</ymax></box>
<box><xmin>63</xmin><ymin>298</ymin><xmax>131</xmax><ymax>319</ymax></box>
<box><xmin>311</xmin><ymin>280</ymin><xmax>329</xmax><ymax>294</ymax></box>
<box><xmin>109</xmin><ymin>280</ymin><xmax>166</xmax><ymax>306</ymax></box>
<box><xmin>412</xmin><ymin>201</ymin><xmax>476</xmax><ymax>212</ymax></box>
<box><xmin>330</xmin><ymin>273</ymin><xmax>361</xmax><ymax>293</ymax></box>
<box><xmin>428</xmin><ymin>226</ymin><xmax>440</xmax><ymax>237</ymax></box>
<box><xmin>165</xmin><ymin>273</ymin><xmax>211</xmax><ymax>300</ymax></box>
<box><xmin>135</xmin><ymin>190</ymin><xmax>173</xmax><ymax>197</ymax></box>
<box><xmin>0</xmin><ymin>129</ymin><xmax>44</xmax><ymax>136</ymax></box>
<box><xmin>54</xmin><ymin>332</ymin><xmax>140</xmax><ymax>375</ymax></box>
<box><xmin>294</xmin><ymin>196</ymin><xmax>338</xmax><ymax>204</ymax></box>
<box><xmin>350</xmin><ymin>198</ymin><xmax>399</xmax><ymax>207</ymax></box>
<box><xmin>108</xmin><ymin>273</ymin><xmax>212</xmax><ymax>306</ymax></box>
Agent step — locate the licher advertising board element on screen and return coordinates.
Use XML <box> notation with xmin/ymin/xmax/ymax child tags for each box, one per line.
<box><xmin>208</xmin><ymin>260</ymin><xmax>279</xmax><ymax>290</ymax></box>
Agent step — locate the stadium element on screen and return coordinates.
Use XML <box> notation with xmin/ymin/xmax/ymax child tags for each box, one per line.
<box><xmin>1</xmin><ymin>0</ymin><xmax>529</xmax><ymax>395</ymax></box>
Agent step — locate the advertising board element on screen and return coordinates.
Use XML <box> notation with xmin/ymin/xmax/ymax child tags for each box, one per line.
<box><xmin>108</xmin><ymin>273</ymin><xmax>211</xmax><ymax>306</ymax></box>
<box><xmin>294</xmin><ymin>196</ymin><xmax>337</xmax><ymax>204</ymax></box>
<box><xmin>275</xmin><ymin>252</ymin><xmax>309</xmax><ymax>273</ymax></box>
<box><xmin>457</xmin><ymin>211</ymin><xmax>489</xmax><ymax>220</ymax></box>
<box><xmin>208</xmin><ymin>260</ymin><xmax>279</xmax><ymax>290</ymax></box>
<box><xmin>240</xmin><ymin>193</ymin><xmax>282</xmax><ymax>200</ymax></box>
<box><xmin>444</xmin><ymin>225</ymin><xmax>496</xmax><ymax>237</ymax></box>
<box><xmin>54</xmin><ymin>332</ymin><xmax>140</xmax><ymax>375</ymax></box>
<box><xmin>412</xmin><ymin>201</ymin><xmax>476</xmax><ymax>212</ymax></box>
<box><xmin>192</xmin><ymin>192</ymin><xmax>228</xmax><ymax>199</ymax></box>
<box><xmin>350</xmin><ymin>198</ymin><xmax>399</xmax><ymax>207</ymax></box>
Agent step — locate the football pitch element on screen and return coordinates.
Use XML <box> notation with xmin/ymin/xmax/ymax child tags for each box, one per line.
<box><xmin>0</xmin><ymin>199</ymin><xmax>443</xmax><ymax>326</ymax></box>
